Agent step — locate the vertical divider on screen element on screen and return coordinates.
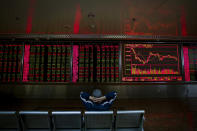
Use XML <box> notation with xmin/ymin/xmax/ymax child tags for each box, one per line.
<box><xmin>24</xmin><ymin>43</ymin><xmax>31</xmax><ymax>82</ymax></box>
<box><xmin>21</xmin><ymin>42</ymin><xmax>25</xmax><ymax>82</ymax></box>
<box><xmin>55</xmin><ymin>44</ymin><xmax>58</xmax><ymax>82</ymax></box>
<box><xmin>43</xmin><ymin>44</ymin><xmax>48</xmax><ymax>82</ymax></box>
<box><xmin>11</xmin><ymin>46</ymin><xmax>15</xmax><ymax>82</ymax></box>
<box><xmin>183</xmin><ymin>44</ymin><xmax>190</xmax><ymax>81</ymax></box>
<box><xmin>11</xmin><ymin>45</ymin><xmax>14</xmax><ymax>81</ymax></box>
<box><xmin>105</xmin><ymin>45</ymin><xmax>107</xmax><ymax>82</ymax></box>
<box><xmin>78</xmin><ymin>44</ymin><xmax>80</xmax><ymax>82</ymax></box>
<box><xmin>109</xmin><ymin>45</ymin><xmax>112</xmax><ymax>82</ymax></box>
<box><xmin>2</xmin><ymin>45</ymin><xmax>6</xmax><ymax>81</ymax></box>
<box><xmin>39</xmin><ymin>44</ymin><xmax>42</xmax><ymax>81</ymax></box>
<box><xmin>113</xmin><ymin>45</ymin><xmax>116</xmax><ymax>82</ymax></box>
<box><xmin>57</xmin><ymin>44</ymin><xmax>60</xmax><ymax>82</ymax></box>
<box><xmin>64</xmin><ymin>45</ymin><xmax>67</xmax><ymax>82</ymax></box>
<box><xmin>96</xmin><ymin>45</ymin><xmax>100</xmax><ymax>82</ymax></box>
<box><xmin>60</xmin><ymin>43</ymin><xmax>63</xmax><ymax>82</ymax></box>
<box><xmin>4</xmin><ymin>45</ymin><xmax>8</xmax><ymax>82</ymax></box>
<box><xmin>106</xmin><ymin>45</ymin><xmax>108</xmax><ymax>82</ymax></box>
<box><xmin>119</xmin><ymin>42</ymin><xmax>122</xmax><ymax>82</ymax></box>
<box><xmin>9</xmin><ymin>46</ymin><xmax>12</xmax><ymax>81</ymax></box>
<box><xmin>84</xmin><ymin>45</ymin><xmax>86</xmax><ymax>82</ymax></box>
<box><xmin>91</xmin><ymin>45</ymin><xmax>93</xmax><ymax>82</ymax></box>
<box><xmin>8</xmin><ymin>45</ymin><xmax>12</xmax><ymax>81</ymax></box>
<box><xmin>70</xmin><ymin>42</ymin><xmax>73</xmax><ymax>82</ymax></box>
<box><xmin>0</xmin><ymin>45</ymin><xmax>2</xmax><ymax>81</ymax></box>
<box><xmin>88</xmin><ymin>45</ymin><xmax>91</xmax><ymax>82</ymax></box>
<box><xmin>6</xmin><ymin>45</ymin><xmax>10</xmax><ymax>81</ymax></box>
<box><xmin>107</xmin><ymin>45</ymin><xmax>109</xmax><ymax>82</ymax></box>
<box><xmin>50</xmin><ymin>45</ymin><xmax>53</xmax><ymax>81</ymax></box>
<box><xmin>100</xmin><ymin>44</ymin><xmax>102</xmax><ymax>82</ymax></box>
<box><xmin>33</xmin><ymin>44</ymin><xmax>37</xmax><ymax>81</ymax></box>
<box><xmin>28</xmin><ymin>44</ymin><xmax>32</xmax><ymax>81</ymax></box>
<box><xmin>77</xmin><ymin>44</ymin><xmax>80</xmax><ymax>82</ymax></box>
<box><xmin>1</xmin><ymin>45</ymin><xmax>5</xmax><ymax>81</ymax></box>
<box><xmin>180</xmin><ymin>43</ymin><xmax>185</xmax><ymax>81</ymax></box>
<box><xmin>15</xmin><ymin>46</ymin><xmax>19</xmax><ymax>81</ymax></box>
<box><xmin>93</xmin><ymin>45</ymin><xmax>97</xmax><ymax>82</ymax></box>
<box><xmin>7</xmin><ymin>45</ymin><xmax>10</xmax><ymax>81</ymax></box>
<box><xmin>47</xmin><ymin>44</ymin><xmax>51</xmax><ymax>82</ymax></box>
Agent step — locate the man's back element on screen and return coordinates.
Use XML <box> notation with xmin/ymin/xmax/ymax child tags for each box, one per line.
<box><xmin>80</xmin><ymin>90</ymin><xmax>117</xmax><ymax>111</ymax></box>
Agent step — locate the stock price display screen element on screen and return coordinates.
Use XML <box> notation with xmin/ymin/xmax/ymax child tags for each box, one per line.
<box><xmin>72</xmin><ymin>44</ymin><xmax>119</xmax><ymax>83</ymax></box>
<box><xmin>122</xmin><ymin>44</ymin><xmax>182</xmax><ymax>81</ymax></box>
<box><xmin>0</xmin><ymin>44</ymin><xmax>23</xmax><ymax>82</ymax></box>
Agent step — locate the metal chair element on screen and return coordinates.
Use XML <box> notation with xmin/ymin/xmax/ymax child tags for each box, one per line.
<box><xmin>52</xmin><ymin>111</ymin><xmax>82</xmax><ymax>131</ymax></box>
<box><xmin>84</xmin><ymin>111</ymin><xmax>114</xmax><ymax>131</ymax></box>
<box><xmin>115</xmin><ymin>110</ymin><xmax>145</xmax><ymax>131</ymax></box>
<box><xmin>0</xmin><ymin>111</ymin><xmax>20</xmax><ymax>131</ymax></box>
<box><xmin>19</xmin><ymin>111</ymin><xmax>52</xmax><ymax>131</ymax></box>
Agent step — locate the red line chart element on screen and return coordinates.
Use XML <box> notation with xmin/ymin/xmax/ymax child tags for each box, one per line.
<box><xmin>130</xmin><ymin>48</ymin><xmax>178</xmax><ymax>64</ymax></box>
<box><xmin>122</xmin><ymin>44</ymin><xmax>182</xmax><ymax>81</ymax></box>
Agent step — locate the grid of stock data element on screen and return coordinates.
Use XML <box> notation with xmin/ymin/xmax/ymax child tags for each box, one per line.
<box><xmin>0</xmin><ymin>42</ymin><xmax>188</xmax><ymax>83</ymax></box>
<box><xmin>27</xmin><ymin>44</ymin><xmax>72</xmax><ymax>82</ymax></box>
<box><xmin>0</xmin><ymin>44</ymin><xmax>23</xmax><ymax>82</ymax></box>
<box><xmin>187</xmin><ymin>46</ymin><xmax>197</xmax><ymax>81</ymax></box>
<box><xmin>76</xmin><ymin>44</ymin><xmax>120</xmax><ymax>82</ymax></box>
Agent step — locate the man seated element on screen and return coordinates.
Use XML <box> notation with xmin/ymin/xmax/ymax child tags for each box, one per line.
<box><xmin>80</xmin><ymin>89</ymin><xmax>117</xmax><ymax>111</ymax></box>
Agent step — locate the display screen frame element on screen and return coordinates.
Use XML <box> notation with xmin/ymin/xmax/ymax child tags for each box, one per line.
<box><xmin>121</xmin><ymin>43</ymin><xmax>183</xmax><ymax>82</ymax></box>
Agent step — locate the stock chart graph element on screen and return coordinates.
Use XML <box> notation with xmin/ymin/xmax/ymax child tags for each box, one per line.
<box><xmin>122</xmin><ymin>44</ymin><xmax>182</xmax><ymax>81</ymax></box>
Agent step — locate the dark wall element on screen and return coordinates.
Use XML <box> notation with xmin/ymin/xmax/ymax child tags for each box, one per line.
<box><xmin>0</xmin><ymin>0</ymin><xmax>197</xmax><ymax>36</ymax></box>
<box><xmin>0</xmin><ymin>83</ymin><xmax>193</xmax><ymax>99</ymax></box>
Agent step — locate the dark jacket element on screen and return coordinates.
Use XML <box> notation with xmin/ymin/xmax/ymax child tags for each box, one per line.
<box><xmin>80</xmin><ymin>91</ymin><xmax>117</xmax><ymax>111</ymax></box>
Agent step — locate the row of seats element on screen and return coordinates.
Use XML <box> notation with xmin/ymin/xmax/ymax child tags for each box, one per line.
<box><xmin>0</xmin><ymin>110</ymin><xmax>145</xmax><ymax>131</ymax></box>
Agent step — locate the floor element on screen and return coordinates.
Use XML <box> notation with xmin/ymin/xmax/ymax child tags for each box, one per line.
<box><xmin>0</xmin><ymin>98</ymin><xmax>197</xmax><ymax>131</ymax></box>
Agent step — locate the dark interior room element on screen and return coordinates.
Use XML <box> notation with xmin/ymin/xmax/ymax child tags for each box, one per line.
<box><xmin>0</xmin><ymin>0</ymin><xmax>197</xmax><ymax>130</ymax></box>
